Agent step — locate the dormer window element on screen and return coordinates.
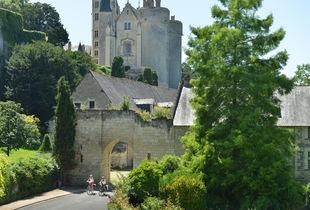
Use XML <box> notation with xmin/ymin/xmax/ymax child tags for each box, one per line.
<box><xmin>123</xmin><ymin>41</ymin><xmax>132</xmax><ymax>56</ymax></box>
<box><xmin>89</xmin><ymin>101</ymin><xmax>95</xmax><ymax>109</ymax></box>
<box><xmin>124</xmin><ymin>22</ymin><xmax>131</xmax><ymax>30</ymax></box>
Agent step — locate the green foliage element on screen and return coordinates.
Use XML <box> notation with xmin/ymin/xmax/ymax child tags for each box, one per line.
<box><xmin>0</xmin><ymin>101</ymin><xmax>40</xmax><ymax>156</ymax></box>
<box><xmin>0</xmin><ymin>154</ymin><xmax>9</xmax><ymax>199</ymax></box>
<box><xmin>181</xmin><ymin>62</ymin><xmax>195</xmax><ymax>81</ymax></box>
<box><xmin>53</xmin><ymin>77</ymin><xmax>76</xmax><ymax>172</ymax></box>
<box><xmin>137</xmin><ymin>106</ymin><xmax>172</xmax><ymax>122</ymax></box>
<box><xmin>140</xmin><ymin>197</ymin><xmax>164</xmax><ymax>210</ymax></box>
<box><xmin>4</xmin><ymin>149</ymin><xmax>37</xmax><ymax>163</ymax></box>
<box><xmin>0</xmin><ymin>8</ymin><xmax>46</xmax><ymax>48</ymax></box>
<box><xmin>111</xmin><ymin>56</ymin><xmax>125</xmax><ymax>78</ymax></box>
<box><xmin>158</xmin><ymin>155</ymin><xmax>180</xmax><ymax>175</ymax></box>
<box><xmin>120</xmin><ymin>96</ymin><xmax>130</xmax><ymax>111</ymax></box>
<box><xmin>183</xmin><ymin>0</ymin><xmax>303</xmax><ymax>209</ymax></box>
<box><xmin>137</xmin><ymin>110</ymin><xmax>152</xmax><ymax>122</ymax></box>
<box><xmin>95</xmin><ymin>65</ymin><xmax>111</xmax><ymax>75</ymax></box>
<box><xmin>151</xmin><ymin>106</ymin><xmax>172</xmax><ymax>119</ymax></box>
<box><xmin>161</xmin><ymin>171</ymin><xmax>206</xmax><ymax>210</ymax></box>
<box><xmin>138</xmin><ymin>68</ymin><xmax>158</xmax><ymax>86</ymax></box>
<box><xmin>9</xmin><ymin>153</ymin><xmax>57</xmax><ymax>198</ymax></box>
<box><xmin>127</xmin><ymin>160</ymin><xmax>162</xmax><ymax>204</ymax></box>
<box><xmin>294</xmin><ymin>64</ymin><xmax>310</xmax><ymax>85</ymax></box>
<box><xmin>5</xmin><ymin>41</ymin><xmax>80</xmax><ymax>124</ymax></box>
<box><xmin>39</xmin><ymin>134</ymin><xmax>52</xmax><ymax>152</ymax></box>
<box><xmin>68</xmin><ymin>50</ymin><xmax>96</xmax><ymax>77</ymax></box>
<box><xmin>0</xmin><ymin>0</ymin><xmax>68</xmax><ymax>46</ymax></box>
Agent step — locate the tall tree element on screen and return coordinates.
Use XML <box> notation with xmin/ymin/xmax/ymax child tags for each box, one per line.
<box><xmin>5</xmin><ymin>41</ymin><xmax>80</xmax><ymax>124</ymax></box>
<box><xmin>111</xmin><ymin>56</ymin><xmax>125</xmax><ymax>78</ymax></box>
<box><xmin>184</xmin><ymin>0</ymin><xmax>302</xmax><ymax>209</ymax></box>
<box><xmin>138</xmin><ymin>68</ymin><xmax>158</xmax><ymax>86</ymax></box>
<box><xmin>0</xmin><ymin>0</ymin><xmax>69</xmax><ymax>46</ymax></box>
<box><xmin>294</xmin><ymin>64</ymin><xmax>310</xmax><ymax>85</ymax></box>
<box><xmin>53</xmin><ymin>77</ymin><xmax>76</xmax><ymax>175</ymax></box>
<box><xmin>0</xmin><ymin>101</ymin><xmax>40</xmax><ymax>156</ymax></box>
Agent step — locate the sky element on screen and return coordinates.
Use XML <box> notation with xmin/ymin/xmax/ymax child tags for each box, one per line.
<box><xmin>29</xmin><ymin>0</ymin><xmax>310</xmax><ymax>77</ymax></box>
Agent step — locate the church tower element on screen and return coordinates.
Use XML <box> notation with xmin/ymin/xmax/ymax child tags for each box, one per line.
<box><xmin>92</xmin><ymin>0</ymin><xmax>119</xmax><ymax>66</ymax></box>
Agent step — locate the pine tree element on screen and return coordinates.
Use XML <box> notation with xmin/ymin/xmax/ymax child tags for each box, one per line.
<box><xmin>53</xmin><ymin>77</ymin><xmax>76</xmax><ymax>175</ymax></box>
<box><xmin>184</xmin><ymin>0</ymin><xmax>303</xmax><ymax>208</ymax></box>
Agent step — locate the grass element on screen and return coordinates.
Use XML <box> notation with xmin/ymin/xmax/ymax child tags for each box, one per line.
<box><xmin>0</xmin><ymin>148</ymin><xmax>40</xmax><ymax>163</ymax></box>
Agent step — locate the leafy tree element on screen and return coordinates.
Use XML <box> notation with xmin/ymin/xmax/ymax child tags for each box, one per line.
<box><xmin>181</xmin><ymin>62</ymin><xmax>195</xmax><ymax>82</ymax></box>
<box><xmin>39</xmin><ymin>134</ymin><xmax>52</xmax><ymax>152</ymax></box>
<box><xmin>53</xmin><ymin>77</ymin><xmax>76</xmax><ymax>174</ymax></box>
<box><xmin>68</xmin><ymin>50</ymin><xmax>96</xmax><ymax>77</ymax></box>
<box><xmin>5</xmin><ymin>41</ymin><xmax>80</xmax><ymax>124</ymax></box>
<box><xmin>0</xmin><ymin>0</ymin><xmax>68</xmax><ymax>46</ymax></box>
<box><xmin>184</xmin><ymin>0</ymin><xmax>303</xmax><ymax>209</ymax></box>
<box><xmin>138</xmin><ymin>68</ymin><xmax>158</xmax><ymax>86</ymax></box>
<box><xmin>111</xmin><ymin>56</ymin><xmax>125</xmax><ymax>78</ymax></box>
<box><xmin>0</xmin><ymin>101</ymin><xmax>40</xmax><ymax>156</ymax></box>
<box><xmin>294</xmin><ymin>64</ymin><xmax>310</xmax><ymax>85</ymax></box>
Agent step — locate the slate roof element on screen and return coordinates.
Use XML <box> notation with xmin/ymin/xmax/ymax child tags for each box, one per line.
<box><xmin>91</xmin><ymin>71</ymin><xmax>177</xmax><ymax>107</ymax></box>
<box><xmin>173</xmin><ymin>86</ymin><xmax>196</xmax><ymax>126</ymax></box>
<box><xmin>173</xmin><ymin>85</ymin><xmax>310</xmax><ymax>127</ymax></box>
<box><xmin>100</xmin><ymin>0</ymin><xmax>112</xmax><ymax>12</ymax></box>
<box><xmin>277</xmin><ymin>86</ymin><xmax>310</xmax><ymax>127</ymax></box>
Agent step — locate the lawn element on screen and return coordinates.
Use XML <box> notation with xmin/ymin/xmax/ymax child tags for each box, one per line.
<box><xmin>0</xmin><ymin>148</ymin><xmax>38</xmax><ymax>163</ymax></box>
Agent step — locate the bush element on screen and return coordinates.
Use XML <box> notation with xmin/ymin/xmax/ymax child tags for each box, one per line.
<box><xmin>9</xmin><ymin>154</ymin><xmax>57</xmax><ymax>198</ymax></box>
<box><xmin>108</xmin><ymin>188</ymin><xmax>137</xmax><ymax>210</ymax></box>
<box><xmin>158</xmin><ymin>155</ymin><xmax>181</xmax><ymax>175</ymax></box>
<box><xmin>127</xmin><ymin>160</ymin><xmax>162</xmax><ymax>204</ymax></box>
<box><xmin>0</xmin><ymin>154</ymin><xmax>9</xmax><ymax>199</ymax></box>
<box><xmin>137</xmin><ymin>110</ymin><xmax>152</xmax><ymax>122</ymax></box>
<box><xmin>161</xmin><ymin>171</ymin><xmax>206</xmax><ymax>210</ymax></box>
<box><xmin>140</xmin><ymin>197</ymin><xmax>164</xmax><ymax>210</ymax></box>
<box><xmin>120</xmin><ymin>97</ymin><xmax>130</xmax><ymax>111</ymax></box>
<box><xmin>151</xmin><ymin>106</ymin><xmax>171</xmax><ymax>119</ymax></box>
<box><xmin>39</xmin><ymin>134</ymin><xmax>52</xmax><ymax>152</ymax></box>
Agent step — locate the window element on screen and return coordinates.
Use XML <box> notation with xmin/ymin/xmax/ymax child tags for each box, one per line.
<box><xmin>147</xmin><ymin>153</ymin><xmax>151</xmax><ymax>160</ymax></box>
<box><xmin>95</xmin><ymin>13</ymin><xmax>99</xmax><ymax>21</ymax></box>
<box><xmin>124</xmin><ymin>22</ymin><xmax>131</xmax><ymax>30</ymax></box>
<box><xmin>94</xmin><ymin>50</ymin><xmax>98</xmax><ymax>56</ymax></box>
<box><xmin>74</xmin><ymin>103</ymin><xmax>81</xmax><ymax>109</ymax></box>
<box><xmin>307</xmin><ymin>152</ymin><xmax>310</xmax><ymax>170</ymax></box>
<box><xmin>127</xmin><ymin>10</ymin><xmax>129</xmax><ymax>15</ymax></box>
<box><xmin>89</xmin><ymin>101</ymin><xmax>95</xmax><ymax>109</ymax></box>
<box><xmin>94</xmin><ymin>30</ymin><xmax>98</xmax><ymax>38</ymax></box>
<box><xmin>94</xmin><ymin>1</ymin><xmax>99</xmax><ymax>8</ymax></box>
<box><xmin>94</xmin><ymin>41</ymin><xmax>98</xmax><ymax>47</ymax></box>
<box><xmin>123</xmin><ymin>42</ymin><xmax>132</xmax><ymax>56</ymax></box>
<box><xmin>308</xmin><ymin>127</ymin><xmax>310</xmax><ymax>139</ymax></box>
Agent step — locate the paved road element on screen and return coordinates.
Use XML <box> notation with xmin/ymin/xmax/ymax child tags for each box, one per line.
<box><xmin>19</xmin><ymin>191</ymin><xmax>110</xmax><ymax>210</ymax></box>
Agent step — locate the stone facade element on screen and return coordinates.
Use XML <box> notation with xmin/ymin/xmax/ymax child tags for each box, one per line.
<box><xmin>65</xmin><ymin>110</ymin><xmax>186</xmax><ymax>185</ymax></box>
<box><xmin>92</xmin><ymin>0</ymin><xmax>182</xmax><ymax>88</ymax></box>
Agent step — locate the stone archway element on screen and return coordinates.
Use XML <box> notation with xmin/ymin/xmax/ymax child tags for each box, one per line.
<box><xmin>101</xmin><ymin>140</ymin><xmax>133</xmax><ymax>182</ymax></box>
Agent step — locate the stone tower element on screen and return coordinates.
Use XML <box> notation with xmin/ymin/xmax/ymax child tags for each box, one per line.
<box><xmin>92</xmin><ymin>0</ymin><xmax>182</xmax><ymax>88</ymax></box>
<box><xmin>92</xmin><ymin>0</ymin><xmax>120</xmax><ymax>66</ymax></box>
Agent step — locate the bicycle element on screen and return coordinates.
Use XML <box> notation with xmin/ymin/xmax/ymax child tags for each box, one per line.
<box><xmin>86</xmin><ymin>183</ymin><xmax>96</xmax><ymax>195</ymax></box>
<box><xmin>98</xmin><ymin>183</ymin><xmax>108</xmax><ymax>196</ymax></box>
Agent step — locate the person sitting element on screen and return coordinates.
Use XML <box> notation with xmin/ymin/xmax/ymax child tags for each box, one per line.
<box><xmin>98</xmin><ymin>176</ymin><xmax>108</xmax><ymax>192</ymax></box>
<box><xmin>86</xmin><ymin>174</ymin><xmax>95</xmax><ymax>191</ymax></box>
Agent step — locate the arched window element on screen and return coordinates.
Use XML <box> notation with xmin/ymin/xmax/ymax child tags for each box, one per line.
<box><xmin>123</xmin><ymin>41</ymin><xmax>132</xmax><ymax>56</ymax></box>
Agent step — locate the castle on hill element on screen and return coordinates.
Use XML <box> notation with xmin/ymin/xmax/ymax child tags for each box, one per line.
<box><xmin>91</xmin><ymin>0</ymin><xmax>183</xmax><ymax>88</ymax></box>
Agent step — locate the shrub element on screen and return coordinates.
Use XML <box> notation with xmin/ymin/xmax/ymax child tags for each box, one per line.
<box><xmin>140</xmin><ymin>197</ymin><xmax>164</xmax><ymax>210</ymax></box>
<box><xmin>9</xmin><ymin>154</ymin><xmax>57</xmax><ymax>197</ymax></box>
<box><xmin>151</xmin><ymin>106</ymin><xmax>171</xmax><ymax>119</ymax></box>
<box><xmin>120</xmin><ymin>96</ymin><xmax>130</xmax><ymax>111</ymax></box>
<box><xmin>158</xmin><ymin>155</ymin><xmax>181</xmax><ymax>175</ymax></box>
<box><xmin>0</xmin><ymin>154</ymin><xmax>9</xmax><ymax>199</ymax></box>
<box><xmin>39</xmin><ymin>134</ymin><xmax>52</xmax><ymax>152</ymax></box>
<box><xmin>127</xmin><ymin>160</ymin><xmax>162</xmax><ymax>204</ymax></box>
<box><xmin>305</xmin><ymin>183</ymin><xmax>310</xmax><ymax>207</ymax></box>
<box><xmin>108</xmin><ymin>188</ymin><xmax>137</xmax><ymax>210</ymax></box>
<box><xmin>137</xmin><ymin>110</ymin><xmax>152</xmax><ymax>122</ymax></box>
<box><xmin>161</xmin><ymin>171</ymin><xmax>206</xmax><ymax>210</ymax></box>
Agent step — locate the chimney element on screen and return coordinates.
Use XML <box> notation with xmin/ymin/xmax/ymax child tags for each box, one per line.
<box><xmin>171</xmin><ymin>15</ymin><xmax>175</xmax><ymax>21</ymax></box>
<box><xmin>155</xmin><ymin>0</ymin><xmax>161</xmax><ymax>7</ymax></box>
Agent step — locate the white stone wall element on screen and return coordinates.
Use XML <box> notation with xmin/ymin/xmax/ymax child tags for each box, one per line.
<box><xmin>65</xmin><ymin>110</ymin><xmax>186</xmax><ymax>185</ymax></box>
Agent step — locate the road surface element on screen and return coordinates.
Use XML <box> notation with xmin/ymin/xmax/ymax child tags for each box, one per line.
<box><xmin>19</xmin><ymin>191</ymin><xmax>110</xmax><ymax>210</ymax></box>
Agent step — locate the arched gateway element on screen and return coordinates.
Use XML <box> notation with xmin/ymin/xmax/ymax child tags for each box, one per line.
<box><xmin>64</xmin><ymin>110</ymin><xmax>185</xmax><ymax>185</ymax></box>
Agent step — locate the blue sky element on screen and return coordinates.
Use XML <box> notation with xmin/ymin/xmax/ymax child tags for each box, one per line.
<box><xmin>30</xmin><ymin>0</ymin><xmax>310</xmax><ymax>77</ymax></box>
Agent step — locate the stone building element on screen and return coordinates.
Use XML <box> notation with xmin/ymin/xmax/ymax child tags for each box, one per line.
<box><xmin>67</xmin><ymin>74</ymin><xmax>310</xmax><ymax>184</ymax></box>
<box><xmin>91</xmin><ymin>0</ymin><xmax>183</xmax><ymax>88</ymax></box>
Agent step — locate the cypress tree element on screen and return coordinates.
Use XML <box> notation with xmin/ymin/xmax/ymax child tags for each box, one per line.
<box><xmin>53</xmin><ymin>77</ymin><xmax>76</xmax><ymax>175</ymax></box>
<box><xmin>39</xmin><ymin>134</ymin><xmax>52</xmax><ymax>152</ymax></box>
